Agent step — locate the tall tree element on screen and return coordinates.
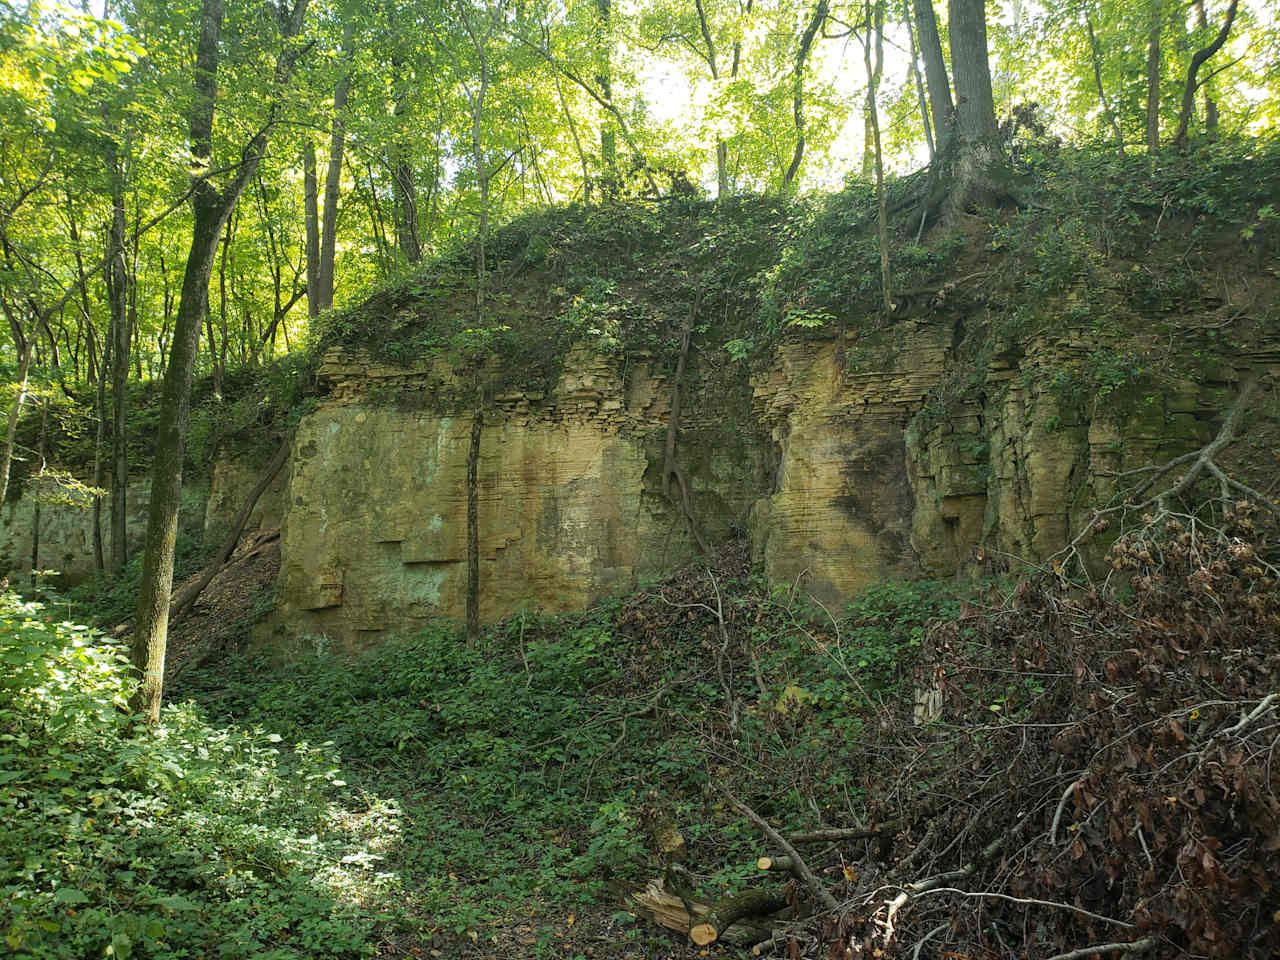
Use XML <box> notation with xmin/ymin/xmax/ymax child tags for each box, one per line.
<box><xmin>131</xmin><ymin>0</ymin><xmax>311</xmax><ymax>724</ymax></box>
<box><xmin>1145</xmin><ymin>0</ymin><xmax>1162</xmax><ymax>152</ymax></box>
<box><xmin>863</xmin><ymin>0</ymin><xmax>890</xmax><ymax>310</ymax></box>
<box><xmin>316</xmin><ymin>21</ymin><xmax>356</xmax><ymax>311</ymax></box>
<box><xmin>913</xmin><ymin>0</ymin><xmax>954</xmax><ymax>156</ymax></box>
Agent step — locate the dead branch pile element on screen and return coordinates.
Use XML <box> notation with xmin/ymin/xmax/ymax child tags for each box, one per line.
<box><xmin>759</xmin><ymin>499</ymin><xmax>1279</xmax><ymax>959</ymax></box>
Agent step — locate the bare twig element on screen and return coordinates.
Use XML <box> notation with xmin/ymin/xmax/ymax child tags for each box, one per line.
<box><xmin>1044</xmin><ymin>938</ymin><xmax>1156</xmax><ymax>960</ymax></box>
<box><xmin>911</xmin><ymin>923</ymin><xmax>948</xmax><ymax>960</ymax></box>
<box><xmin>914</xmin><ymin>888</ymin><xmax>1135</xmax><ymax>930</ymax></box>
<box><xmin>1049</xmin><ymin>778</ymin><xmax>1079</xmax><ymax>844</ymax></box>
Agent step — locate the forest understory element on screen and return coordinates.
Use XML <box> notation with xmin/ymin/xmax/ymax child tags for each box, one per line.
<box><xmin>4</xmin><ymin>437</ymin><xmax>1279</xmax><ymax>960</ymax></box>
<box><xmin>3</xmin><ymin>0</ymin><xmax>1279</xmax><ymax>950</ymax></box>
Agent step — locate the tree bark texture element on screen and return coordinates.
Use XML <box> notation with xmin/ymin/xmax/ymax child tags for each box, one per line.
<box><xmin>903</xmin><ymin>0</ymin><xmax>935</xmax><ymax>161</ymax></box>
<box><xmin>108</xmin><ymin>138</ymin><xmax>132</xmax><ymax>571</ymax></box>
<box><xmin>947</xmin><ymin>0</ymin><xmax>997</xmax><ymax>142</ymax></box>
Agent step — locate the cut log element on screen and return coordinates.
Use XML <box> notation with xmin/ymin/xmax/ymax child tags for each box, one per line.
<box><xmin>626</xmin><ymin>880</ymin><xmax>777</xmax><ymax>947</ymax></box>
<box><xmin>627</xmin><ymin>878</ymin><xmax>706</xmax><ymax>935</ymax></box>
<box><xmin>689</xmin><ymin>889</ymin><xmax>788</xmax><ymax>946</ymax></box>
<box><xmin>757</xmin><ymin>855</ymin><xmax>796</xmax><ymax>873</ymax></box>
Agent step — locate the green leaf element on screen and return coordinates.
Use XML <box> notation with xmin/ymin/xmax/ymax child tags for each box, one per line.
<box><xmin>109</xmin><ymin>930</ymin><xmax>132</xmax><ymax>959</ymax></box>
<box><xmin>53</xmin><ymin>887</ymin><xmax>90</xmax><ymax>905</ymax></box>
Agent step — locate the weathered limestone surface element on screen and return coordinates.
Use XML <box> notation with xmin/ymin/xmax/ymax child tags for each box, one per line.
<box><xmin>5</xmin><ymin>316</ymin><xmax>1273</xmax><ymax>649</ymax></box>
<box><xmin>276</xmin><ymin>346</ymin><xmax>771</xmax><ymax>648</ymax></box>
<box><xmin>750</xmin><ymin>322</ymin><xmax>951</xmax><ymax>605</ymax></box>
<box><xmin>0</xmin><ymin>478</ymin><xmax>151</xmax><ymax>585</ymax></box>
<box><xmin>272</xmin><ymin>323</ymin><xmax>1276</xmax><ymax>647</ymax></box>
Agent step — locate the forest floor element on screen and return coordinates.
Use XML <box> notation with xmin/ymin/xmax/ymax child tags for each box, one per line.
<box><xmin>164</xmin><ymin>540</ymin><xmax>971</xmax><ymax>959</ymax></box>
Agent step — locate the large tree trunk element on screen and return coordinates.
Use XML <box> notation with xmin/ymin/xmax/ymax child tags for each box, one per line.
<box><xmin>912</xmin><ymin>0</ymin><xmax>953</xmax><ymax>156</ymax></box>
<box><xmin>131</xmin><ymin>0</ymin><xmax>310</xmax><ymax>724</ymax></box>
<box><xmin>943</xmin><ymin>0</ymin><xmax>1007</xmax><ymax>219</ymax></box>
<box><xmin>948</xmin><ymin>0</ymin><xmax>996</xmax><ymax>142</ymax></box>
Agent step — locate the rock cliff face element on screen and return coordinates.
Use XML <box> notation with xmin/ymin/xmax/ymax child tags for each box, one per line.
<box><xmin>0</xmin><ymin>478</ymin><xmax>153</xmax><ymax>585</ymax></box>
<box><xmin>276</xmin><ymin>347</ymin><xmax>772</xmax><ymax>648</ymax></box>
<box><xmin>4</xmin><ymin>316</ymin><xmax>1272</xmax><ymax>650</ymax></box>
<box><xmin>270</xmin><ymin>318</ymin><xmax>1275</xmax><ymax>648</ymax></box>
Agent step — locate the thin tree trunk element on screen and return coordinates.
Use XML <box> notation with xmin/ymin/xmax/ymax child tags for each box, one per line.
<box><xmin>1192</xmin><ymin>0</ymin><xmax>1219</xmax><ymax>136</ymax></box>
<box><xmin>782</xmin><ymin>0</ymin><xmax>827</xmax><ymax>190</ymax></box>
<box><xmin>356</xmin><ymin>159</ymin><xmax>393</xmax><ymax>273</ymax></box>
<box><xmin>303</xmin><ymin>138</ymin><xmax>320</xmax><ymax>317</ymax></box>
<box><xmin>31</xmin><ymin>396</ymin><xmax>49</xmax><ymax>590</ymax></box>
<box><xmin>92</xmin><ymin>333</ymin><xmax>110</xmax><ymax>572</ymax></box>
<box><xmin>107</xmin><ymin>139</ymin><xmax>132</xmax><ymax>572</ymax></box>
<box><xmin>691</xmin><ymin>0</ymin><xmax>729</xmax><ymax>198</ymax></box>
<box><xmin>552</xmin><ymin>68</ymin><xmax>592</xmax><ymax>200</ymax></box>
<box><xmin>318</xmin><ymin>23</ymin><xmax>355</xmax><ymax>309</ymax></box>
<box><xmin>861</xmin><ymin>0</ymin><xmax>884</xmax><ymax>180</ymax></box>
<box><xmin>1145</xmin><ymin>0</ymin><xmax>1162</xmax><ymax>153</ymax></box>
<box><xmin>0</xmin><ymin>337</ymin><xmax>34</xmax><ymax>508</ymax></box>
<box><xmin>169</xmin><ymin>438</ymin><xmax>288</xmax><ymax>623</ymax></box>
<box><xmin>66</xmin><ymin>191</ymin><xmax>109</xmax><ymax>571</ymax></box>
<box><xmin>1085</xmin><ymin>12</ymin><xmax>1124</xmax><ymax>154</ymax></box>
<box><xmin>466</xmin><ymin>409</ymin><xmax>481</xmax><ymax>642</ymax></box>
<box><xmin>902</xmin><ymin>0</ymin><xmax>934</xmax><ymax>162</ymax></box>
<box><xmin>865</xmin><ymin>0</ymin><xmax>891</xmax><ymax>311</ymax></box>
<box><xmin>913</xmin><ymin>0</ymin><xmax>954</xmax><ymax>156</ymax></box>
<box><xmin>1172</xmin><ymin>0</ymin><xmax>1236</xmax><ymax>148</ymax></box>
<box><xmin>132</xmin><ymin>0</ymin><xmax>310</xmax><ymax>724</ymax></box>
<box><xmin>595</xmin><ymin>0</ymin><xmax>617</xmax><ymax>192</ymax></box>
<box><xmin>389</xmin><ymin>59</ymin><xmax>423</xmax><ymax>264</ymax></box>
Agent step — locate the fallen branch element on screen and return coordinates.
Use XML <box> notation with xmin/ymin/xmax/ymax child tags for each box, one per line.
<box><xmin>114</xmin><ymin>437</ymin><xmax>290</xmax><ymax>636</ymax></box>
<box><xmin>1045</xmin><ymin>938</ymin><xmax>1156</xmax><ymax>960</ymax></box>
<box><xmin>914</xmin><ymin>887</ymin><xmax>1135</xmax><ymax>930</ymax></box>
<box><xmin>726</xmin><ymin>793</ymin><xmax>839</xmax><ymax>913</ymax></box>
<box><xmin>689</xmin><ymin>889</ymin><xmax>788</xmax><ymax>946</ymax></box>
<box><xmin>756</xmin><ymin>855</ymin><xmax>797</xmax><ymax>873</ymax></box>
<box><xmin>788</xmin><ymin>821</ymin><xmax>901</xmax><ymax>843</ymax></box>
